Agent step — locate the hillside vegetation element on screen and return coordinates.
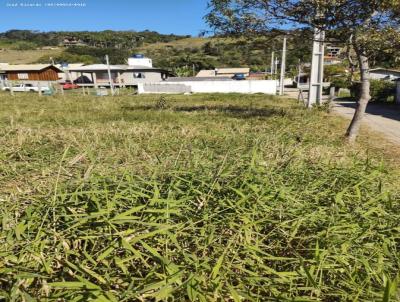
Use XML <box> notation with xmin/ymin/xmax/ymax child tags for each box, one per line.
<box><xmin>0</xmin><ymin>29</ymin><xmax>312</xmax><ymax>73</ymax></box>
<box><xmin>2</xmin><ymin>29</ymin><xmax>400</xmax><ymax>74</ymax></box>
<box><xmin>0</xmin><ymin>93</ymin><xmax>399</xmax><ymax>301</ymax></box>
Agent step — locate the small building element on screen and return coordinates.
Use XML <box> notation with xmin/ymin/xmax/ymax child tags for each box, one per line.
<box><xmin>62</xmin><ymin>38</ymin><xmax>87</xmax><ymax>47</ymax></box>
<box><xmin>196</xmin><ymin>68</ymin><xmax>250</xmax><ymax>78</ymax></box>
<box><xmin>369</xmin><ymin>68</ymin><xmax>400</xmax><ymax>81</ymax></box>
<box><xmin>196</xmin><ymin>70</ymin><xmax>216</xmax><ymax>77</ymax></box>
<box><xmin>216</xmin><ymin>68</ymin><xmax>250</xmax><ymax>78</ymax></box>
<box><xmin>326</xmin><ymin>46</ymin><xmax>342</xmax><ymax>58</ymax></box>
<box><xmin>68</xmin><ymin>64</ymin><xmax>172</xmax><ymax>87</ymax></box>
<box><xmin>128</xmin><ymin>54</ymin><xmax>153</xmax><ymax>68</ymax></box>
<box><xmin>0</xmin><ymin>64</ymin><xmax>63</xmax><ymax>83</ymax></box>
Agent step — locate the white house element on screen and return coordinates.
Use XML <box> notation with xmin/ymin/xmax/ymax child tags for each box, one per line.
<box><xmin>68</xmin><ymin>64</ymin><xmax>171</xmax><ymax>87</ymax></box>
<box><xmin>65</xmin><ymin>54</ymin><xmax>171</xmax><ymax>87</ymax></box>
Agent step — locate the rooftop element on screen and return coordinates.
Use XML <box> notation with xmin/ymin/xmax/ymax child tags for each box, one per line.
<box><xmin>68</xmin><ymin>64</ymin><xmax>125</xmax><ymax>72</ymax></box>
<box><xmin>216</xmin><ymin>68</ymin><xmax>250</xmax><ymax>74</ymax></box>
<box><xmin>0</xmin><ymin>64</ymin><xmax>62</xmax><ymax>72</ymax></box>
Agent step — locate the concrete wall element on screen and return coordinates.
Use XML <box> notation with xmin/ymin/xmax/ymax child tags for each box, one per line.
<box><xmin>138</xmin><ymin>80</ymin><xmax>277</xmax><ymax>95</ymax></box>
<box><xmin>139</xmin><ymin>83</ymin><xmax>190</xmax><ymax>94</ymax></box>
<box><xmin>121</xmin><ymin>71</ymin><xmax>163</xmax><ymax>85</ymax></box>
<box><xmin>284</xmin><ymin>78</ymin><xmax>293</xmax><ymax>86</ymax></box>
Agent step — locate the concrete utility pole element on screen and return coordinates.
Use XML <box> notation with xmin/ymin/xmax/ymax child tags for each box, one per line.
<box><xmin>105</xmin><ymin>55</ymin><xmax>115</xmax><ymax>96</ymax></box>
<box><xmin>279</xmin><ymin>37</ymin><xmax>287</xmax><ymax>96</ymax></box>
<box><xmin>308</xmin><ymin>28</ymin><xmax>325</xmax><ymax>107</ymax></box>
<box><xmin>270</xmin><ymin>51</ymin><xmax>275</xmax><ymax>76</ymax></box>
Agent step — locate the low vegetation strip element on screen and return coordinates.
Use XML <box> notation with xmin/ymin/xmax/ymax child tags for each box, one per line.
<box><xmin>0</xmin><ymin>93</ymin><xmax>399</xmax><ymax>301</ymax></box>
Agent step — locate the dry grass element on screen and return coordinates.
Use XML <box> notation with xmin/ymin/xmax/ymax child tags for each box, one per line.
<box><xmin>0</xmin><ymin>92</ymin><xmax>399</xmax><ymax>301</ymax></box>
<box><xmin>0</xmin><ymin>48</ymin><xmax>62</xmax><ymax>64</ymax></box>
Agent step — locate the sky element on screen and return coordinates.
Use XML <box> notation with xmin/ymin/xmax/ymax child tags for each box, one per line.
<box><xmin>0</xmin><ymin>0</ymin><xmax>209</xmax><ymax>35</ymax></box>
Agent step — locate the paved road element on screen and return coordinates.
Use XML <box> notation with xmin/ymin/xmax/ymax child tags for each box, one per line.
<box><xmin>332</xmin><ymin>100</ymin><xmax>400</xmax><ymax>145</ymax></box>
<box><xmin>283</xmin><ymin>88</ymin><xmax>400</xmax><ymax>145</ymax></box>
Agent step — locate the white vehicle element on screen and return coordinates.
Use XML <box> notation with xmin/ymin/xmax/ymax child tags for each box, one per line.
<box><xmin>2</xmin><ymin>84</ymin><xmax>50</xmax><ymax>93</ymax></box>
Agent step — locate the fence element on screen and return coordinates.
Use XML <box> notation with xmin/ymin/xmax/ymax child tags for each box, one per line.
<box><xmin>0</xmin><ymin>80</ymin><xmax>136</xmax><ymax>97</ymax></box>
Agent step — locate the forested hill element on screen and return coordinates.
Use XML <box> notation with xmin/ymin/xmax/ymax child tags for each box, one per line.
<box><xmin>1</xmin><ymin>29</ymin><xmax>398</xmax><ymax>75</ymax></box>
<box><xmin>1</xmin><ymin>29</ymin><xmax>315</xmax><ymax>75</ymax></box>
<box><xmin>0</xmin><ymin>30</ymin><xmax>190</xmax><ymax>49</ymax></box>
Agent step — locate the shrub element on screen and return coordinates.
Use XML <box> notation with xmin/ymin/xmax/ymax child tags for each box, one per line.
<box><xmin>351</xmin><ymin>80</ymin><xmax>396</xmax><ymax>102</ymax></box>
<box><xmin>11</xmin><ymin>41</ymin><xmax>37</xmax><ymax>50</ymax></box>
<box><xmin>330</xmin><ymin>76</ymin><xmax>351</xmax><ymax>90</ymax></box>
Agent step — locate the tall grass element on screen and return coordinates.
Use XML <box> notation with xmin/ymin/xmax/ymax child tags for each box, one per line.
<box><xmin>0</xmin><ymin>93</ymin><xmax>399</xmax><ymax>301</ymax></box>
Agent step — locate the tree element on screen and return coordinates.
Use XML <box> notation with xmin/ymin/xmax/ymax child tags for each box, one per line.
<box><xmin>206</xmin><ymin>0</ymin><xmax>400</xmax><ymax>142</ymax></box>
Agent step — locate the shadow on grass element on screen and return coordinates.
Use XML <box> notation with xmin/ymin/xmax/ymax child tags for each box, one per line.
<box><xmin>121</xmin><ymin>105</ymin><xmax>287</xmax><ymax>119</ymax></box>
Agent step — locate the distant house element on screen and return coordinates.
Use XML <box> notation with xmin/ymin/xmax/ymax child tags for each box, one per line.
<box><xmin>66</xmin><ymin>54</ymin><xmax>171</xmax><ymax>87</ymax></box>
<box><xmin>369</xmin><ymin>68</ymin><xmax>400</xmax><ymax>81</ymax></box>
<box><xmin>68</xmin><ymin>64</ymin><xmax>172</xmax><ymax>87</ymax></box>
<box><xmin>196</xmin><ymin>68</ymin><xmax>250</xmax><ymax>78</ymax></box>
<box><xmin>62</xmin><ymin>38</ymin><xmax>87</xmax><ymax>47</ymax></box>
<box><xmin>0</xmin><ymin>64</ymin><xmax>63</xmax><ymax>83</ymax></box>
<box><xmin>326</xmin><ymin>46</ymin><xmax>342</xmax><ymax>58</ymax></box>
<box><xmin>216</xmin><ymin>68</ymin><xmax>250</xmax><ymax>78</ymax></box>
<box><xmin>196</xmin><ymin>70</ymin><xmax>216</xmax><ymax>77</ymax></box>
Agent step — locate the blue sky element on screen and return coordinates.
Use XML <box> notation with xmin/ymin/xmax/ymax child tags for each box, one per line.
<box><xmin>0</xmin><ymin>0</ymin><xmax>209</xmax><ymax>35</ymax></box>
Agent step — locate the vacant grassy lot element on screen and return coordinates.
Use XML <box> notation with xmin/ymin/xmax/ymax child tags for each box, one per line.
<box><xmin>0</xmin><ymin>93</ymin><xmax>399</xmax><ymax>301</ymax></box>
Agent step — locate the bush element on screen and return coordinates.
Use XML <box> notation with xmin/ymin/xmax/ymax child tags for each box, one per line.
<box><xmin>330</xmin><ymin>77</ymin><xmax>351</xmax><ymax>90</ymax></box>
<box><xmin>11</xmin><ymin>41</ymin><xmax>37</xmax><ymax>50</ymax></box>
<box><xmin>351</xmin><ymin>80</ymin><xmax>396</xmax><ymax>102</ymax></box>
<box><xmin>36</xmin><ymin>53</ymin><xmax>98</xmax><ymax>65</ymax></box>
